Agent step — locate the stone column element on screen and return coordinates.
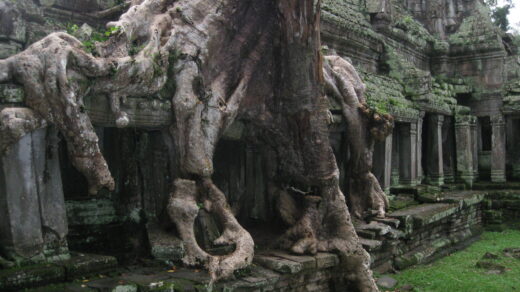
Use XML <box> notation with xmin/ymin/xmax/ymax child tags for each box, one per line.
<box><xmin>426</xmin><ymin>114</ymin><xmax>444</xmax><ymax>186</ymax></box>
<box><xmin>399</xmin><ymin>122</ymin><xmax>418</xmax><ymax>186</ymax></box>
<box><xmin>391</xmin><ymin>125</ymin><xmax>400</xmax><ymax>186</ymax></box>
<box><xmin>442</xmin><ymin>116</ymin><xmax>456</xmax><ymax>184</ymax></box>
<box><xmin>0</xmin><ymin>127</ymin><xmax>69</xmax><ymax>264</ymax></box>
<box><xmin>491</xmin><ymin>114</ymin><xmax>506</xmax><ymax>183</ymax></box>
<box><xmin>416</xmin><ymin>112</ymin><xmax>425</xmax><ymax>184</ymax></box>
<box><xmin>374</xmin><ymin>133</ymin><xmax>393</xmax><ymax>193</ymax></box>
<box><xmin>383</xmin><ymin>133</ymin><xmax>393</xmax><ymax>193</ymax></box>
<box><xmin>455</xmin><ymin>115</ymin><xmax>475</xmax><ymax>186</ymax></box>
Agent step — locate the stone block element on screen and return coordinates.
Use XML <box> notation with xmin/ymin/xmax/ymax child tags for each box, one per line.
<box><xmin>57</xmin><ymin>253</ymin><xmax>117</xmax><ymax>280</ymax></box>
<box><xmin>261</xmin><ymin>251</ymin><xmax>317</xmax><ymax>271</ymax></box>
<box><xmin>0</xmin><ymin>134</ymin><xmax>45</xmax><ymax>262</ymax></box>
<box><xmin>0</xmin><ymin>264</ymin><xmax>65</xmax><ymax>291</ymax></box>
<box><xmin>359</xmin><ymin>238</ymin><xmax>383</xmax><ymax>252</ymax></box>
<box><xmin>253</xmin><ymin>255</ymin><xmax>302</xmax><ymax>274</ymax></box>
<box><xmin>146</xmin><ymin>223</ymin><xmax>185</xmax><ymax>262</ymax></box>
<box><xmin>0</xmin><ymin>41</ymin><xmax>22</xmax><ymax>59</ymax></box>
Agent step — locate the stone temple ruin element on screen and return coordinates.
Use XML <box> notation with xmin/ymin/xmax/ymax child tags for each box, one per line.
<box><xmin>0</xmin><ymin>0</ymin><xmax>520</xmax><ymax>291</ymax></box>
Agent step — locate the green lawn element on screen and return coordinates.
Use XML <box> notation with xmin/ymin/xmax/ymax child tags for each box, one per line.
<box><xmin>390</xmin><ymin>230</ymin><xmax>520</xmax><ymax>292</ymax></box>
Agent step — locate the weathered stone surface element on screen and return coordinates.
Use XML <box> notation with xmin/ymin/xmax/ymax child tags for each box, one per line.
<box><xmin>260</xmin><ymin>251</ymin><xmax>317</xmax><ymax>271</ymax></box>
<box><xmin>376</xmin><ymin>275</ymin><xmax>397</xmax><ymax>289</ymax></box>
<box><xmin>0</xmin><ymin>264</ymin><xmax>65</xmax><ymax>291</ymax></box>
<box><xmin>476</xmin><ymin>261</ymin><xmax>506</xmax><ymax>274</ymax></box>
<box><xmin>147</xmin><ymin>223</ymin><xmax>185</xmax><ymax>262</ymax></box>
<box><xmin>253</xmin><ymin>255</ymin><xmax>303</xmax><ymax>274</ymax></box>
<box><xmin>503</xmin><ymin>247</ymin><xmax>520</xmax><ymax>260</ymax></box>
<box><xmin>0</xmin><ymin>128</ymin><xmax>67</xmax><ymax>264</ymax></box>
<box><xmin>57</xmin><ymin>253</ymin><xmax>117</xmax><ymax>280</ymax></box>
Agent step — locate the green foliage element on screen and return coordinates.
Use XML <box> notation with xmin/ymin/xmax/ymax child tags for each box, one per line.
<box><xmin>66</xmin><ymin>23</ymin><xmax>79</xmax><ymax>35</ymax></box>
<box><xmin>392</xmin><ymin>230</ymin><xmax>520</xmax><ymax>292</ymax></box>
<box><xmin>233</xmin><ymin>266</ymin><xmax>252</xmax><ymax>278</ymax></box>
<box><xmin>491</xmin><ymin>4</ymin><xmax>511</xmax><ymax>32</ymax></box>
<box><xmin>157</xmin><ymin>50</ymin><xmax>180</xmax><ymax>100</ymax></box>
<box><xmin>81</xmin><ymin>26</ymin><xmax>121</xmax><ymax>55</ymax></box>
<box><xmin>128</xmin><ymin>42</ymin><xmax>145</xmax><ymax>56</ymax></box>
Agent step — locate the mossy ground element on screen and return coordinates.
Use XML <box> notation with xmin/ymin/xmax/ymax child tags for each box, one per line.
<box><xmin>391</xmin><ymin>230</ymin><xmax>520</xmax><ymax>292</ymax></box>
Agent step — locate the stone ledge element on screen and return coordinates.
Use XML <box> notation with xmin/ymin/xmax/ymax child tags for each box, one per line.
<box><xmin>0</xmin><ymin>253</ymin><xmax>117</xmax><ymax>291</ymax></box>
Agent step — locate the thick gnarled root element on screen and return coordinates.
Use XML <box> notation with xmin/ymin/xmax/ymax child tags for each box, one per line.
<box><xmin>167</xmin><ymin>178</ymin><xmax>254</xmax><ymax>282</ymax></box>
<box><xmin>350</xmin><ymin>172</ymin><xmax>389</xmax><ymax>219</ymax></box>
<box><xmin>319</xmin><ymin>184</ymin><xmax>379</xmax><ymax>292</ymax></box>
<box><xmin>168</xmin><ymin>179</ymin><xmax>210</xmax><ymax>266</ymax></box>
<box><xmin>277</xmin><ymin>195</ymin><xmax>321</xmax><ymax>255</ymax></box>
<box><xmin>276</xmin><ymin>180</ymin><xmax>379</xmax><ymax>292</ymax></box>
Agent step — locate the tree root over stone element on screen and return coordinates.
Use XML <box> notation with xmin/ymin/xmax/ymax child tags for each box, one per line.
<box><xmin>0</xmin><ymin>0</ymin><xmax>384</xmax><ymax>289</ymax></box>
<box><xmin>167</xmin><ymin>178</ymin><xmax>254</xmax><ymax>282</ymax></box>
<box><xmin>324</xmin><ymin>55</ymin><xmax>393</xmax><ymax>219</ymax></box>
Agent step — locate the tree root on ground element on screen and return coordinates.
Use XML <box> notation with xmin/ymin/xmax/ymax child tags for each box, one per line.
<box><xmin>167</xmin><ymin>178</ymin><xmax>254</xmax><ymax>282</ymax></box>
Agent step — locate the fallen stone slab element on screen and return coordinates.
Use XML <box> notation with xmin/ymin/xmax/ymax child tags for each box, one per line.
<box><xmin>482</xmin><ymin>252</ymin><xmax>499</xmax><ymax>260</ymax></box>
<box><xmin>376</xmin><ymin>275</ymin><xmax>397</xmax><ymax>289</ymax></box>
<box><xmin>503</xmin><ymin>247</ymin><xmax>520</xmax><ymax>259</ymax></box>
<box><xmin>475</xmin><ymin>260</ymin><xmax>506</xmax><ymax>274</ymax></box>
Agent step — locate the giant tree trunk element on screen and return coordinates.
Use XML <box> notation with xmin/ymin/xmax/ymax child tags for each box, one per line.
<box><xmin>0</xmin><ymin>0</ymin><xmax>380</xmax><ymax>290</ymax></box>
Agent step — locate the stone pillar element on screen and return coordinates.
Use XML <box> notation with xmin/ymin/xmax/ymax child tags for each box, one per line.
<box><xmin>442</xmin><ymin>116</ymin><xmax>456</xmax><ymax>183</ymax></box>
<box><xmin>0</xmin><ymin>127</ymin><xmax>69</xmax><ymax>264</ymax></box>
<box><xmin>491</xmin><ymin>114</ymin><xmax>506</xmax><ymax>183</ymax></box>
<box><xmin>391</xmin><ymin>125</ymin><xmax>400</xmax><ymax>186</ymax></box>
<box><xmin>426</xmin><ymin>114</ymin><xmax>444</xmax><ymax>186</ymax></box>
<box><xmin>374</xmin><ymin>133</ymin><xmax>393</xmax><ymax>193</ymax></box>
<box><xmin>416</xmin><ymin>112</ymin><xmax>425</xmax><ymax>184</ymax></box>
<box><xmin>399</xmin><ymin>122</ymin><xmax>418</xmax><ymax>186</ymax></box>
<box><xmin>455</xmin><ymin>115</ymin><xmax>475</xmax><ymax>186</ymax></box>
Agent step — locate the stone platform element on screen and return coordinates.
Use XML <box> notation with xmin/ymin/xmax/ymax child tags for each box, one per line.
<box><xmin>6</xmin><ymin>188</ymin><xmax>520</xmax><ymax>291</ymax></box>
<box><xmin>25</xmin><ymin>252</ymin><xmax>348</xmax><ymax>292</ymax></box>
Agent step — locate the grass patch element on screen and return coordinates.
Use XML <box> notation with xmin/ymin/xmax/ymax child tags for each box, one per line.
<box><xmin>392</xmin><ymin>230</ymin><xmax>520</xmax><ymax>292</ymax></box>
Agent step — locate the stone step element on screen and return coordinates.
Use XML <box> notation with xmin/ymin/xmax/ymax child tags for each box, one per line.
<box><xmin>259</xmin><ymin>251</ymin><xmax>317</xmax><ymax>270</ymax></box>
<box><xmin>388</xmin><ymin>203</ymin><xmax>460</xmax><ymax>233</ymax></box>
<box><xmin>373</xmin><ymin>217</ymin><xmax>400</xmax><ymax>228</ymax></box>
<box><xmin>253</xmin><ymin>255</ymin><xmax>303</xmax><ymax>274</ymax></box>
<box><xmin>359</xmin><ymin>238</ymin><xmax>383</xmax><ymax>252</ymax></box>
<box><xmin>355</xmin><ymin>221</ymin><xmax>392</xmax><ymax>237</ymax></box>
